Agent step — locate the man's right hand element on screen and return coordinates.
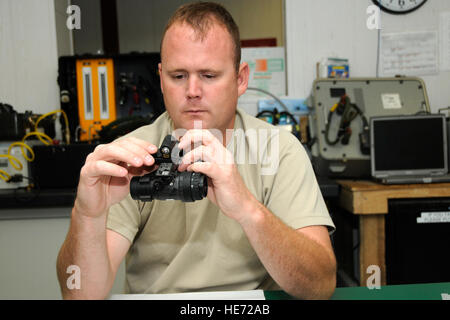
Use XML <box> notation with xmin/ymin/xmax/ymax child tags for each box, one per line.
<box><xmin>74</xmin><ymin>136</ymin><xmax>158</xmax><ymax>218</ymax></box>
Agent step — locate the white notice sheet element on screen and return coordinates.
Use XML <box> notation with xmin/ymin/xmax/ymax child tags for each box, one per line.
<box><xmin>380</xmin><ymin>31</ymin><xmax>438</xmax><ymax>76</ymax></box>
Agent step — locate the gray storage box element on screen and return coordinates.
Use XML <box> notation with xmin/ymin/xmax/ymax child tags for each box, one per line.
<box><xmin>308</xmin><ymin>77</ymin><xmax>430</xmax><ymax>178</ymax></box>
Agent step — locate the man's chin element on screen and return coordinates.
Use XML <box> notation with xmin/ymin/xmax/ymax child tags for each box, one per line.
<box><xmin>180</xmin><ymin>114</ymin><xmax>212</xmax><ymax>130</ymax></box>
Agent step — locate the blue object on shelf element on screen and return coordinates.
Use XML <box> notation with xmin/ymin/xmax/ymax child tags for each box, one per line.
<box><xmin>257</xmin><ymin>98</ymin><xmax>309</xmax><ymax>115</ymax></box>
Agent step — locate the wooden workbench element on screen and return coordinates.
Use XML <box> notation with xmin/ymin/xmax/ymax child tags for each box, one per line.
<box><xmin>335</xmin><ymin>180</ymin><xmax>450</xmax><ymax>286</ymax></box>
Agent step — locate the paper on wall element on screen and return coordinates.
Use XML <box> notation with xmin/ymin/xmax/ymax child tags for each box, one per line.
<box><xmin>238</xmin><ymin>47</ymin><xmax>286</xmax><ymax>116</ymax></box>
<box><xmin>440</xmin><ymin>12</ymin><xmax>450</xmax><ymax>71</ymax></box>
<box><xmin>239</xmin><ymin>47</ymin><xmax>286</xmax><ymax>101</ymax></box>
<box><xmin>379</xmin><ymin>31</ymin><xmax>439</xmax><ymax>76</ymax></box>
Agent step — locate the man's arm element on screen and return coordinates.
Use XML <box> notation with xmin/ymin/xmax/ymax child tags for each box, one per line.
<box><xmin>57</xmin><ymin>214</ymin><xmax>130</xmax><ymax>299</ymax></box>
<box><xmin>56</xmin><ymin>137</ymin><xmax>158</xmax><ymax>299</ymax></box>
<box><xmin>178</xmin><ymin>129</ymin><xmax>336</xmax><ymax>299</ymax></box>
<box><xmin>238</xmin><ymin>200</ymin><xmax>336</xmax><ymax>299</ymax></box>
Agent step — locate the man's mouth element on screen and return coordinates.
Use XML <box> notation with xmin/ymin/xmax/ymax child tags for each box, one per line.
<box><xmin>185</xmin><ymin>109</ymin><xmax>206</xmax><ymax>115</ymax></box>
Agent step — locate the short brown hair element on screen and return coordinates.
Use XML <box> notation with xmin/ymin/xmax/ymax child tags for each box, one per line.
<box><xmin>160</xmin><ymin>1</ymin><xmax>241</xmax><ymax>72</ymax></box>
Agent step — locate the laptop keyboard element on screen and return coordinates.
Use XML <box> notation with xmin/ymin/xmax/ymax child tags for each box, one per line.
<box><xmin>379</xmin><ymin>174</ymin><xmax>450</xmax><ymax>184</ymax></box>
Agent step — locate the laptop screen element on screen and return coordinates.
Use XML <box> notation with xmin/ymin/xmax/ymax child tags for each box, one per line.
<box><xmin>371</xmin><ymin>114</ymin><xmax>448</xmax><ymax>176</ymax></box>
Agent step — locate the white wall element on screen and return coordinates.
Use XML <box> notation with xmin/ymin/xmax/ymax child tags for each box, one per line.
<box><xmin>0</xmin><ymin>214</ymin><xmax>71</xmax><ymax>299</ymax></box>
<box><xmin>285</xmin><ymin>0</ymin><xmax>450</xmax><ymax>113</ymax></box>
<box><xmin>0</xmin><ymin>211</ymin><xmax>126</xmax><ymax>299</ymax></box>
<box><xmin>0</xmin><ymin>0</ymin><xmax>60</xmax><ymax>114</ymax></box>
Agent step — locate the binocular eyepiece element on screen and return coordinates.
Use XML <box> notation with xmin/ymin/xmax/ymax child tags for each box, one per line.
<box><xmin>130</xmin><ymin>135</ymin><xmax>208</xmax><ymax>202</ymax></box>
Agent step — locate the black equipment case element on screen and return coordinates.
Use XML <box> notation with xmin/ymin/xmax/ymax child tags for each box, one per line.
<box><xmin>57</xmin><ymin>52</ymin><xmax>165</xmax><ymax>143</ymax></box>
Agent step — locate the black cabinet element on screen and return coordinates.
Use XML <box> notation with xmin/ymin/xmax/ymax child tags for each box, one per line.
<box><xmin>386</xmin><ymin>197</ymin><xmax>450</xmax><ymax>285</ymax></box>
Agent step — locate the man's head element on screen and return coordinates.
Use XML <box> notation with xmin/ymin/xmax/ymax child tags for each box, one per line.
<box><xmin>160</xmin><ymin>1</ymin><xmax>241</xmax><ymax>73</ymax></box>
<box><xmin>159</xmin><ymin>1</ymin><xmax>249</xmax><ymax>136</ymax></box>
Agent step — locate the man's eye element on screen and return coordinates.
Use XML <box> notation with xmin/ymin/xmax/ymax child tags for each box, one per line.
<box><xmin>172</xmin><ymin>74</ymin><xmax>185</xmax><ymax>80</ymax></box>
<box><xmin>203</xmin><ymin>74</ymin><xmax>215</xmax><ymax>79</ymax></box>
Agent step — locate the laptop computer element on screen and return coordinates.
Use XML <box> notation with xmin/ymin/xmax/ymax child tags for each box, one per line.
<box><xmin>371</xmin><ymin>114</ymin><xmax>450</xmax><ymax>184</ymax></box>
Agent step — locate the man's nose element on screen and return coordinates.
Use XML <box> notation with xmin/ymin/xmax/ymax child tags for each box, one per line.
<box><xmin>186</xmin><ymin>76</ymin><xmax>201</xmax><ymax>99</ymax></box>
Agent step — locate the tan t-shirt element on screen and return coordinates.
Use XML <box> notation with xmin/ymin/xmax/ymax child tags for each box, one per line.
<box><xmin>107</xmin><ymin>108</ymin><xmax>335</xmax><ymax>294</ymax></box>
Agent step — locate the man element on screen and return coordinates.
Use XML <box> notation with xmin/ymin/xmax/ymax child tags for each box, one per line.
<box><xmin>57</xmin><ymin>2</ymin><xmax>336</xmax><ymax>299</ymax></box>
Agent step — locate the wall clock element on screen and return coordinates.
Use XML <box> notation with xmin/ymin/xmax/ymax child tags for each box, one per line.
<box><xmin>372</xmin><ymin>0</ymin><xmax>428</xmax><ymax>14</ymax></box>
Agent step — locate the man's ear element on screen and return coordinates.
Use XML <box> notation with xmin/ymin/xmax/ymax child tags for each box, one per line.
<box><xmin>158</xmin><ymin>63</ymin><xmax>164</xmax><ymax>94</ymax></box>
<box><xmin>237</xmin><ymin>62</ymin><xmax>249</xmax><ymax>97</ymax></box>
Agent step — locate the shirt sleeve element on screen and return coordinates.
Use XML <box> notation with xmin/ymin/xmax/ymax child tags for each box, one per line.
<box><xmin>107</xmin><ymin>194</ymin><xmax>153</xmax><ymax>243</ymax></box>
<box><xmin>261</xmin><ymin>131</ymin><xmax>335</xmax><ymax>232</ymax></box>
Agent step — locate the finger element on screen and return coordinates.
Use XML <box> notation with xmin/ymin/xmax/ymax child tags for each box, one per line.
<box><xmin>126</xmin><ymin>164</ymin><xmax>159</xmax><ymax>177</ymax></box>
<box><xmin>83</xmin><ymin>160</ymin><xmax>128</xmax><ymax>179</ymax></box>
<box><xmin>124</xmin><ymin>137</ymin><xmax>158</xmax><ymax>154</ymax></box>
<box><xmin>92</xmin><ymin>143</ymin><xmax>147</xmax><ymax>167</ymax></box>
<box><xmin>178</xmin><ymin>129</ymin><xmax>219</xmax><ymax>150</ymax></box>
<box><xmin>178</xmin><ymin>145</ymin><xmax>215</xmax><ymax>171</ymax></box>
<box><xmin>117</xmin><ymin>139</ymin><xmax>155</xmax><ymax>166</ymax></box>
<box><xmin>186</xmin><ymin>161</ymin><xmax>217</xmax><ymax>178</ymax></box>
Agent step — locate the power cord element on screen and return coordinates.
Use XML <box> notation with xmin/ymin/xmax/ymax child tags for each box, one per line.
<box><xmin>256</xmin><ymin>107</ymin><xmax>302</xmax><ymax>140</ymax></box>
<box><xmin>0</xmin><ymin>109</ymin><xmax>70</xmax><ymax>185</ymax></box>
<box><xmin>246</xmin><ymin>87</ymin><xmax>290</xmax><ymax>113</ymax></box>
<box><xmin>325</xmin><ymin>95</ymin><xmax>370</xmax><ymax>155</ymax></box>
<box><xmin>12</xmin><ymin>175</ymin><xmax>41</xmax><ymax>204</ymax></box>
<box><xmin>248</xmin><ymin>87</ymin><xmax>303</xmax><ymax>140</ymax></box>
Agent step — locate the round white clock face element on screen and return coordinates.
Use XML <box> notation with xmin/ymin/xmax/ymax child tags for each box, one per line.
<box><xmin>373</xmin><ymin>0</ymin><xmax>427</xmax><ymax>14</ymax></box>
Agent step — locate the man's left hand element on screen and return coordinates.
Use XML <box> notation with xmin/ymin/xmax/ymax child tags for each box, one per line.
<box><xmin>177</xmin><ymin>129</ymin><xmax>257</xmax><ymax>223</ymax></box>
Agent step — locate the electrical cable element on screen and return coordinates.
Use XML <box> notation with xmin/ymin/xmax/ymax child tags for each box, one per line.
<box><xmin>0</xmin><ymin>108</ymin><xmax>69</xmax><ymax>185</ymax></box>
<box><xmin>13</xmin><ymin>175</ymin><xmax>41</xmax><ymax>204</ymax></box>
<box><xmin>74</xmin><ymin>125</ymin><xmax>82</xmax><ymax>142</ymax></box>
<box><xmin>0</xmin><ymin>168</ymin><xmax>11</xmax><ymax>182</ymax></box>
<box><xmin>0</xmin><ymin>152</ymin><xmax>25</xmax><ymax>182</ymax></box>
<box><xmin>246</xmin><ymin>87</ymin><xmax>290</xmax><ymax>113</ymax></box>
<box><xmin>256</xmin><ymin>108</ymin><xmax>302</xmax><ymax>140</ymax></box>
<box><xmin>21</xmin><ymin>131</ymin><xmax>53</xmax><ymax>145</ymax></box>
<box><xmin>248</xmin><ymin>87</ymin><xmax>303</xmax><ymax>140</ymax></box>
<box><xmin>0</xmin><ymin>126</ymin><xmax>54</xmax><ymax>184</ymax></box>
<box><xmin>0</xmin><ymin>154</ymin><xmax>23</xmax><ymax>171</ymax></box>
<box><xmin>375</xmin><ymin>4</ymin><xmax>382</xmax><ymax>78</ymax></box>
<box><xmin>325</xmin><ymin>95</ymin><xmax>370</xmax><ymax>154</ymax></box>
<box><xmin>8</xmin><ymin>142</ymin><xmax>35</xmax><ymax>163</ymax></box>
<box><xmin>255</xmin><ymin>109</ymin><xmax>279</xmax><ymax>125</ymax></box>
<box><xmin>0</xmin><ymin>140</ymin><xmax>37</xmax><ymax>183</ymax></box>
<box><xmin>376</xmin><ymin>27</ymin><xmax>381</xmax><ymax>78</ymax></box>
<box><xmin>34</xmin><ymin>109</ymin><xmax>70</xmax><ymax>144</ymax></box>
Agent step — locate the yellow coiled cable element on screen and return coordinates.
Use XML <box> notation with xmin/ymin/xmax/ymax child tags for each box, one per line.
<box><xmin>0</xmin><ymin>109</ymin><xmax>70</xmax><ymax>182</ymax></box>
<box><xmin>34</xmin><ymin>109</ymin><xmax>70</xmax><ymax>145</ymax></box>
